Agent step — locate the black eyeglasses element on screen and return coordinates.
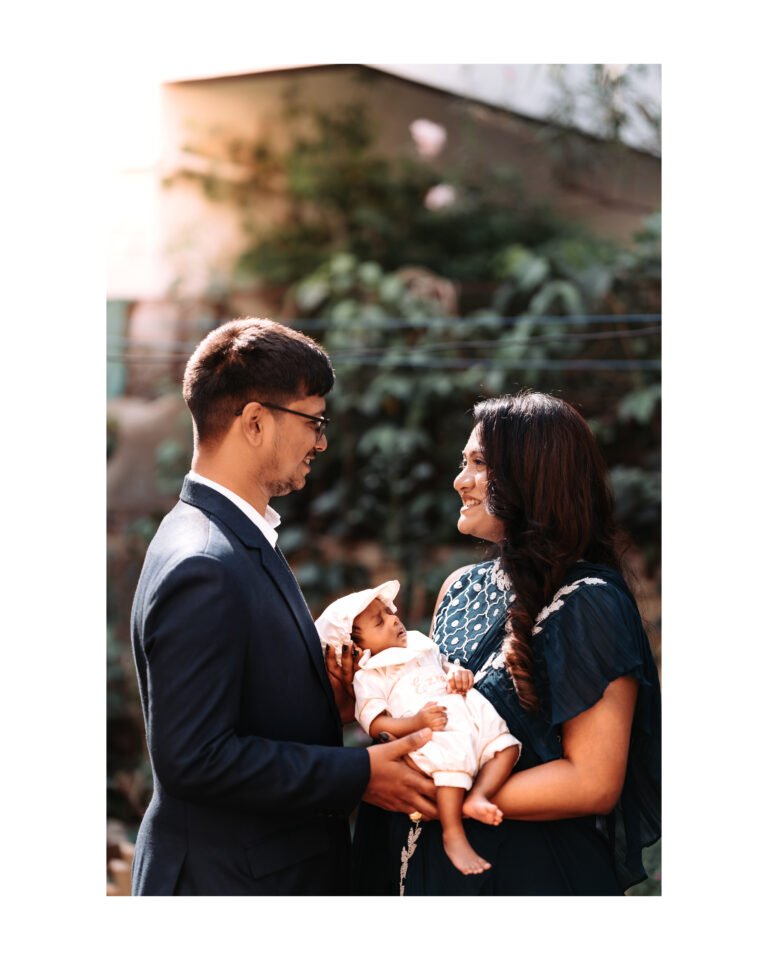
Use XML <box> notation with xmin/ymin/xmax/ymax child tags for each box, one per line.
<box><xmin>236</xmin><ymin>400</ymin><xmax>330</xmax><ymax>440</ymax></box>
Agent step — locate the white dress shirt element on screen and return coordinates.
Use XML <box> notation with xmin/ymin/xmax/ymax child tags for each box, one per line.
<box><xmin>188</xmin><ymin>470</ymin><xmax>281</xmax><ymax>549</ymax></box>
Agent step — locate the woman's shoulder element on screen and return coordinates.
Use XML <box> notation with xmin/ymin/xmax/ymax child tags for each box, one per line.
<box><xmin>535</xmin><ymin>563</ymin><xmax>657</xmax><ymax>725</ymax></box>
<box><xmin>535</xmin><ymin>565</ymin><xmax>632</xmax><ymax>629</ymax></box>
<box><xmin>433</xmin><ymin>559</ymin><xmax>500</xmax><ymax>611</ymax></box>
<box><xmin>535</xmin><ymin>564</ymin><xmax>646</xmax><ymax>663</ymax></box>
<box><xmin>434</xmin><ymin>564</ymin><xmax>476</xmax><ymax>610</ymax></box>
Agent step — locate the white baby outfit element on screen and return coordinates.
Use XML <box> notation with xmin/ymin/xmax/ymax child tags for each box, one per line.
<box><xmin>353</xmin><ymin>630</ymin><xmax>520</xmax><ymax>791</ymax></box>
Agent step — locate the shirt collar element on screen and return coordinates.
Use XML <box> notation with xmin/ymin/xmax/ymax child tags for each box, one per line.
<box><xmin>188</xmin><ymin>471</ymin><xmax>281</xmax><ymax>548</ymax></box>
<box><xmin>361</xmin><ymin>630</ymin><xmax>434</xmax><ymax>669</ymax></box>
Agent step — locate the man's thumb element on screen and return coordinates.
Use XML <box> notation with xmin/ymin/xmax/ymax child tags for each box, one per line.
<box><xmin>386</xmin><ymin>726</ymin><xmax>432</xmax><ymax>756</ymax></box>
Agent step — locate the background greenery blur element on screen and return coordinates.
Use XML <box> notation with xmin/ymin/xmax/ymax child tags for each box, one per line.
<box><xmin>107</xmin><ymin>66</ymin><xmax>661</xmax><ymax>893</ymax></box>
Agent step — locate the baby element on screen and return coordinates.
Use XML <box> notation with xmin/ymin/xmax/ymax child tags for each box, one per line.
<box><xmin>315</xmin><ymin>580</ymin><xmax>520</xmax><ymax>875</ymax></box>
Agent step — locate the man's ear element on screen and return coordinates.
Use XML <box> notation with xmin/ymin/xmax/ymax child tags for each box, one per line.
<box><xmin>238</xmin><ymin>401</ymin><xmax>267</xmax><ymax>447</ymax></box>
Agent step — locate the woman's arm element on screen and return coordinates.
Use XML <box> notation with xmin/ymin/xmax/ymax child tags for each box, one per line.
<box><xmin>429</xmin><ymin>565</ymin><xmax>474</xmax><ymax>637</ymax></box>
<box><xmin>493</xmin><ymin>676</ymin><xmax>638</xmax><ymax>819</ymax></box>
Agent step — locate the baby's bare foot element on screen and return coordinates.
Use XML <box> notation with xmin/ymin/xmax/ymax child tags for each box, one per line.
<box><xmin>442</xmin><ymin>830</ymin><xmax>492</xmax><ymax>875</ymax></box>
<box><xmin>463</xmin><ymin>793</ymin><xmax>503</xmax><ymax>826</ymax></box>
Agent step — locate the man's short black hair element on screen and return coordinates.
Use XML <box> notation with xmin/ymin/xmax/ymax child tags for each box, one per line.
<box><xmin>182</xmin><ymin>317</ymin><xmax>335</xmax><ymax>444</ymax></box>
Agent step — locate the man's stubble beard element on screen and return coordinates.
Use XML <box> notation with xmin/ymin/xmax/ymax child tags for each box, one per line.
<box><xmin>264</xmin><ymin>435</ymin><xmax>306</xmax><ymax>498</ymax></box>
<box><xmin>268</xmin><ymin>475</ymin><xmax>304</xmax><ymax>497</ymax></box>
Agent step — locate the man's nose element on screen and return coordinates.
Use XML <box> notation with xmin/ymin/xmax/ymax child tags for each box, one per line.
<box><xmin>315</xmin><ymin>432</ymin><xmax>328</xmax><ymax>453</ymax></box>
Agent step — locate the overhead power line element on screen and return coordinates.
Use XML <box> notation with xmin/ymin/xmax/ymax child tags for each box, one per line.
<box><xmin>107</xmin><ymin>354</ymin><xmax>660</xmax><ymax>371</ymax></box>
<box><xmin>106</xmin><ymin>313</ymin><xmax>662</xmax><ymax>353</ymax></box>
<box><xmin>294</xmin><ymin>314</ymin><xmax>661</xmax><ymax>331</ymax></box>
<box><xmin>107</xmin><ymin>313</ymin><xmax>661</xmax><ymax>372</ymax></box>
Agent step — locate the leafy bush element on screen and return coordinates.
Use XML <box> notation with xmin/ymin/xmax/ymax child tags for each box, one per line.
<box><xmin>269</xmin><ymin>225</ymin><xmax>660</xmax><ymax>618</ymax></box>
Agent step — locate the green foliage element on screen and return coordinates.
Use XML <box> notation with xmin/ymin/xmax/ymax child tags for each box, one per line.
<box><xmin>156</xmin><ymin>90</ymin><xmax>660</xmax><ymax>644</ymax></box>
<box><xmin>107</xmin><ymin>518</ymin><xmax>161</xmax><ymax>823</ymax></box>
<box><xmin>107</xmin><ymin>414</ymin><xmax>119</xmax><ymax>460</ymax></box>
<box><xmin>170</xmin><ymin>93</ymin><xmax>598</xmax><ymax>302</ymax></box>
<box><xmin>626</xmin><ymin>839</ymin><xmax>661</xmax><ymax>896</ymax></box>
<box><xmin>155</xmin><ymin>438</ymin><xmax>191</xmax><ymax>494</ymax></box>
<box><xmin>272</xmin><ymin>218</ymin><xmax>661</xmax><ymax>616</ymax></box>
<box><xmin>617</xmin><ymin>383</ymin><xmax>661</xmax><ymax>425</ymax></box>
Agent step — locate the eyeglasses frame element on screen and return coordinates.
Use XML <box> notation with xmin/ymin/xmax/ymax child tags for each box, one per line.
<box><xmin>235</xmin><ymin>399</ymin><xmax>330</xmax><ymax>440</ymax></box>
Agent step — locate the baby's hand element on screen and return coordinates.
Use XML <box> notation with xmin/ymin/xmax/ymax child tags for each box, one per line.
<box><xmin>417</xmin><ymin>701</ymin><xmax>448</xmax><ymax>731</ymax></box>
<box><xmin>448</xmin><ymin>667</ymin><xmax>474</xmax><ymax>695</ymax></box>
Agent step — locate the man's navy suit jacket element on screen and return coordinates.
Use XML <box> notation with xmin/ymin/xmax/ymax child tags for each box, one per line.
<box><xmin>130</xmin><ymin>476</ymin><xmax>370</xmax><ymax>895</ymax></box>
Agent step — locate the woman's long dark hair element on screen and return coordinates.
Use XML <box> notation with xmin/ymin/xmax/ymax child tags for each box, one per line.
<box><xmin>474</xmin><ymin>392</ymin><xmax>624</xmax><ymax>712</ymax></box>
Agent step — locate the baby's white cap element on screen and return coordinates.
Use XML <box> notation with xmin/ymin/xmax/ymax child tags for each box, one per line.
<box><xmin>314</xmin><ymin>580</ymin><xmax>401</xmax><ymax>662</ymax></box>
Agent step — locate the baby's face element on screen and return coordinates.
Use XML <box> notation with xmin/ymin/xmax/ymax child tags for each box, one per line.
<box><xmin>353</xmin><ymin>598</ymin><xmax>407</xmax><ymax>656</ymax></box>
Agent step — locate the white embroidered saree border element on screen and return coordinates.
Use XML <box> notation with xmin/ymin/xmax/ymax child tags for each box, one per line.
<box><xmin>398</xmin><ymin>823</ymin><xmax>423</xmax><ymax>895</ymax></box>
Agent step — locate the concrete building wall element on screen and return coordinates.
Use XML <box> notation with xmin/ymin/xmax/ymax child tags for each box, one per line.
<box><xmin>108</xmin><ymin>65</ymin><xmax>660</xmax><ymax>303</ymax></box>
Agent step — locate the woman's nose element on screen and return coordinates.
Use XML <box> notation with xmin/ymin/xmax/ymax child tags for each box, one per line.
<box><xmin>454</xmin><ymin>468</ymin><xmax>470</xmax><ymax>491</ymax></box>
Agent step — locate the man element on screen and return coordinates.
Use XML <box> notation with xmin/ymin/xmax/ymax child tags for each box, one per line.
<box><xmin>130</xmin><ymin>318</ymin><xmax>436</xmax><ymax>895</ymax></box>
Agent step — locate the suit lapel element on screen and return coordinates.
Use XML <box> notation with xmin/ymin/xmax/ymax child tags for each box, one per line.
<box><xmin>179</xmin><ymin>477</ymin><xmax>337</xmax><ymax>714</ymax></box>
<box><xmin>259</xmin><ymin>544</ymin><xmax>334</xmax><ymax>693</ymax></box>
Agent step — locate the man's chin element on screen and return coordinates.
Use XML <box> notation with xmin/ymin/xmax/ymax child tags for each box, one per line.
<box><xmin>270</xmin><ymin>477</ymin><xmax>305</xmax><ymax>498</ymax></box>
<box><xmin>285</xmin><ymin>476</ymin><xmax>307</xmax><ymax>495</ymax></box>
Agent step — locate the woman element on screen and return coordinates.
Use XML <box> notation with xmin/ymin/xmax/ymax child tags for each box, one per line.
<box><xmin>351</xmin><ymin>391</ymin><xmax>661</xmax><ymax>895</ymax></box>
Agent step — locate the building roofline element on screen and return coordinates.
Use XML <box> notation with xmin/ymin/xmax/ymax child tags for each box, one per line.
<box><xmin>165</xmin><ymin>63</ymin><xmax>660</xmax><ymax>160</ymax></box>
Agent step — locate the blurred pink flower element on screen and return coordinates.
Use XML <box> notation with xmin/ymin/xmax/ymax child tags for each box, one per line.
<box><xmin>424</xmin><ymin>183</ymin><xmax>456</xmax><ymax>210</ymax></box>
<box><xmin>409</xmin><ymin>118</ymin><xmax>447</xmax><ymax>158</ymax></box>
<box><xmin>602</xmin><ymin>64</ymin><xmax>627</xmax><ymax>82</ymax></box>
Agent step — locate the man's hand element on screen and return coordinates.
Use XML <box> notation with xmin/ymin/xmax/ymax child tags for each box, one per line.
<box><xmin>364</xmin><ymin>728</ymin><xmax>438</xmax><ymax>819</ymax></box>
<box><xmin>447</xmin><ymin>666</ymin><xmax>474</xmax><ymax>695</ymax></box>
<box><xmin>324</xmin><ymin>642</ymin><xmax>360</xmax><ymax>724</ymax></box>
<box><xmin>415</xmin><ymin>701</ymin><xmax>448</xmax><ymax>730</ymax></box>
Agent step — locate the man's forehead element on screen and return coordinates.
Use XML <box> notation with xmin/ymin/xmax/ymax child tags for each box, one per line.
<box><xmin>297</xmin><ymin>394</ymin><xmax>327</xmax><ymax>415</ymax></box>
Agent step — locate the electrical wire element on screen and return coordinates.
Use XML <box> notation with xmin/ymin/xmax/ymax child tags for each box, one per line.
<box><xmin>106</xmin><ymin>314</ymin><xmax>661</xmax><ymax>372</ymax></box>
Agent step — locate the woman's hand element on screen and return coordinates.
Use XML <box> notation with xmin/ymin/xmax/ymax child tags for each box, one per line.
<box><xmin>415</xmin><ymin>701</ymin><xmax>448</xmax><ymax>731</ymax></box>
<box><xmin>447</xmin><ymin>666</ymin><xmax>474</xmax><ymax>695</ymax></box>
<box><xmin>324</xmin><ymin>642</ymin><xmax>361</xmax><ymax>724</ymax></box>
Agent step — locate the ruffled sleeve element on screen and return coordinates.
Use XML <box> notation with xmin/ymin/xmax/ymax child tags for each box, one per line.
<box><xmin>534</xmin><ymin>567</ymin><xmax>661</xmax><ymax>890</ymax></box>
<box><xmin>535</xmin><ymin>574</ymin><xmax>653</xmax><ymax>726</ymax></box>
<box><xmin>353</xmin><ymin>668</ymin><xmax>391</xmax><ymax>736</ymax></box>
